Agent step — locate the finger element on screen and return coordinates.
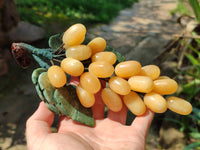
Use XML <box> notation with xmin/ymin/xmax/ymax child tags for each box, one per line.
<box><xmin>131</xmin><ymin>108</ymin><xmax>154</xmax><ymax>138</ymax></box>
<box><xmin>92</xmin><ymin>89</ymin><xmax>105</xmax><ymax>119</ymax></box>
<box><xmin>107</xmin><ymin>103</ymin><xmax>128</xmax><ymax>125</ymax></box>
<box><xmin>26</xmin><ymin>101</ymin><xmax>54</xmax><ymax>141</ymax></box>
<box><xmin>57</xmin><ymin>115</ymin><xmax>71</xmax><ymax>132</ymax></box>
<box><xmin>92</xmin><ymin>80</ymin><xmax>106</xmax><ymax>119</ymax></box>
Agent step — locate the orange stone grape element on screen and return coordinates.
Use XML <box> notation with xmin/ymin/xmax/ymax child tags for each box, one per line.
<box><xmin>89</xmin><ymin>61</ymin><xmax>114</xmax><ymax>78</ymax></box>
<box><xmin>144</xmin><ymin>92</ymin><xmax>167</xmax><ymax>113</ymax></box>
<box><xmin>128</xmin><ymin>76</ymin><xmax>153</xmax><ymax>93</ymax></box>
<box><xmin>123</xmin><ymin>91</ymin><xmax>146</xmax><ymax>115</ymax></box>
<box><xmin>115</xmin><ymin>61</ymin><xmax>141</xmax><ymax>78</ymax></box>
<box><xmin>47</xmin><ymin>65</ymin><xmax>67</xmax><ymax>88</ymax></box>
<box><xmin>87</xmin><ymin>37</ymin><xmax>106</xmax><ymax>55</ymax></box>
<box><xmin>167</xmin><ymin>96</ymin><xmax>192</xmax><ymax>115</ymax></box>
<box><xmin>76</xmin><ymin>85</ymin><xmax>95</xmax><ymax>108</ymax></box>
<box><xmin>62</xmin><ymin>23</ymin><xmax>86</xmax><ymax>46</ymax></box>
<box><xmin>109</xmin><ymin>76</ymin><xmax>131</xmax><ymax>95</ymax></box>
<box><xmin>138</xmin><ymin>65</ymin><xmax>160</xmax><ymax>80</ymax></box>
<box><xmin>101</xmin><ymin>88</ymin><xmax>122</xmax><ymax>112</ymax></box>
<box><xmin>65</xmin><ymin>45</ymin><xmax>92</xmax><ymax>61</ymax></box>
<box><xmin>61</xmin><ymin>57</ymin><xmax>84</xmax><ymax>76</ymax></box>
<box><xmin>80</xmin><ymin>72</ymin><xmax>101</xmax><ymax>94</ymax></box>
<box><xmin>91</xmin><ymin>51</ymin><xmax>117</xmax><ymax>65</ymax></box>
<box><xmin>153</xmin><ymin>78</ymin><xmax>178</xmax><ymax>95</ymax></box>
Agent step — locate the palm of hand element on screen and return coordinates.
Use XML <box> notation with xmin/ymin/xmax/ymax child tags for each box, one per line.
<box><xmin>26</xmin><ymin>101</ymin><xmax>153</xmax><ymax>150</ymax></box>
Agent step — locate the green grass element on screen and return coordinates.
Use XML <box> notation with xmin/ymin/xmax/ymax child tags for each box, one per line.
<box><xmin>170</xmin><ymin>0</ymin><xmax>190</xmax><ymax>16</ymax></box>
<box><xmin>16</xmin><ymin>0</ymin><xmax>138</xmax><ymax>29</ymax></box>
<box><xmin>188</xmin><ymin>0</ymin><xmax>200</xmax><ymax>22</ymax></box>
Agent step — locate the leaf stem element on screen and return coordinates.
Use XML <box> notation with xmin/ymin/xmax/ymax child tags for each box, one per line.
<box><xmin>53</xmin><ymin>43</ymin><xmax>64</xmax><ymax>54</ymax></box>
<box><xmin>53</xmin><ymin>58</ymin><xmax>62</xmax><ymax>63</ymax></box>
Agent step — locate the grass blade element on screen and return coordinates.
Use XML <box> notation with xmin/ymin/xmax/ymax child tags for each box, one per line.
<box><xmin>184</xmin><ymin>142</ymin><xmax>200</xmax><ymax>150</ymax></box>
<box><xmin>188</xmin><ymin>0</ymin><xmax>200</xmax><ymax>22</ymax></box>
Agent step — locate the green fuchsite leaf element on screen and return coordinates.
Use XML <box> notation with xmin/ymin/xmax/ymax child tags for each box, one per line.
<box><xmin>32</xmin><ymin>68</ymin><xmax>46</xmax><ymax>100</ymax></box>
<box><xmin>54</xmin><ymin>86</ymin><xmax>95</xmax><ymax>126</ymax></box>
<box><xmin>48</xmin><ymin>33</ymin><xmax>64</xmax><ymax>49</ymax></box>
<box><xmin>32</xmin><ymin>68</ymin><xmax>47</xmax><ymax>84</ymax></box>
<box><xmin>38</xmin><ymin>72</ymin><xmax>56</xmax><ymax>104</ymax></box>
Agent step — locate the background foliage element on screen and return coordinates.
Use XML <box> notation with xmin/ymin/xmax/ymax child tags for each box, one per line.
<box><xmin>15</xmin><ymin>0</ymin><xmax>138</xmax><ymax>27</ymax></box>
<box><xmin>169</xmin><ymin>0</ymin><xmax>200</xmax><ymax>149</ymax></box>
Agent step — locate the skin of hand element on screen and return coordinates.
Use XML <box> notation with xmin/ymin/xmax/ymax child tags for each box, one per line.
<box><xmin>26</xmin><ymin>78</ymin><xmax>154</xmax><ymax>150</ymax></box>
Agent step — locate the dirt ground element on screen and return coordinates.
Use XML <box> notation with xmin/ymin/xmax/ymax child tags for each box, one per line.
<box><xmin>0</xmin><ymin>61</ymin><xmax>40</xmax><ymax>150</ymax></box>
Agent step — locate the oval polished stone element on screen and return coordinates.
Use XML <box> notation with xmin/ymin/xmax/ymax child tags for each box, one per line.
<box><xmin>144</xmin><ymin>92</ymin><xmax>167</xmax><ymax>113</ymax></box>
<box><xmin>167</xmin><ymin>96</ymin><xmax>192</xmax><ymax>115</ymax></box>
<box><xmin>128</xmin><ymin>76</ymin><xmax>153</xmax><ymax>93</ymax></box>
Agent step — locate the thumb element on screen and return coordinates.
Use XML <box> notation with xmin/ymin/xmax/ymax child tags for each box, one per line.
<box><xmin>131</xmin><ymin>108</ymin><xmax>154</xmax><ymax>138</ymax></box>
<box><xmin>26</xmin><ymin>102</ymin><xmax>54</xmax><ymax>148</ymax></box>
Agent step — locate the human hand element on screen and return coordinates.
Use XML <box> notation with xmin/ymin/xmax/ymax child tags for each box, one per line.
<box><xmin>26</xmin><ymin>88</ymin><xmax>154</xmax><ymax>150</ymax></box>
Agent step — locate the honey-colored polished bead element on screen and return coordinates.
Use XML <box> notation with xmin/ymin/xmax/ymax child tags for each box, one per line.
<box><xmin>109</xmin><ymin>76</ymin><xmax>131</xmax><ymax>95</ymax></box>
<box><xmin>123</xmin><ymin>91</ymin><xmax>146</xmax><ymax>115</ymax></box>
<box><xmin>89</xmin><ymin>61</ymin><xmax>114</xmax><ymax>78</ymax></box>
<box><xmin>76</xmin><ymin>85</ymin><xmax>95</xmax><ymax>108</ymax></box>
<box><xmin>87</xmin><ymin>37</ymin><xmax>106</xmax><ymax>55</ymax></box>
<box><xmin>101</xmin><ymin>88</ymin><xmax>123</xmax><ymax>112</ymax></box>
<box><xmin>153</xmin><ymin>78</ymin><xmax>178</xmax><ymax>95</ymax></box>
<box><xmin>62</xmin><ymin>23</ymin><xmax>86</xmax><ymax>46</ymax></box>
<box><xmin>167</xmin><ymin>96</ymin><xmax>192</xmax><ymax>115</ymax></box>
<box><xmin>61</xmin><ymin>57</ymin><xmax>84</xmax><ymax>76</ymax></box>
<box><xmin>47</xmin><ymin>65</ymin><xmax>67</xmax><ymax>88</ymax></box>
<box><xmin>128</xmin><ymin>76</ymin><xmax>153</xmax><ymax>93</ymax></box>
<box><xmin>115</xmin><ymin>61</ymin><xmax>142</xmax><ymax>78</ymax></box>
<box><xmin>92</xmin><ymin>52</ymin><xmax>117</xmax><ymax>65</ymax></box>
<box><xmin>66</xmin><ymin>45</ymin><xmax>92</xmax><ymax>61</ymax></box>
<box><xmin>144</xmin><ymin>92</ymin><xmax>167</xmax><ymax>113</ymax></box>
<box><xmin>80</xmin><ymin>72</ymin><xmax>101</xmax><ymax>94</ymax></box>
<box><xmin>139</xmin><ymin>65</ymin><xmax>160</xmax><ymax>80</ymax></box>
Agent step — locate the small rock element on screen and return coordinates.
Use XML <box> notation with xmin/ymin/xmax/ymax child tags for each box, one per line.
<box><xmin>159</xmin><ymin>127</ymin><xmax>185</xmax><ymax>149</ymax></box>
<box><xmin>8</xmin><ymin>21</ymin><xmax>45</xmax><ymax>42</ymax></box>
<box><xmin>126</xmin><ymin>37</ymin><xmax>167</xmax><ymax>65</ymax></box>
<box><xmin>0</xmin><ymin>137</ymin><xmax>12</xmax><ymax>149</ymax></box>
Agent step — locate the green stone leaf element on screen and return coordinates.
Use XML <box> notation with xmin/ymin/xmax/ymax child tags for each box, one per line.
<box><xmin>48</xmin><ymin>33</ymin><xmax>64</xmax><ymax>49</ymax></box>
<box><xmin>31</xmin><ymin>68</ymin><xmax>47</xmax><ymax>84</ymax></box>
<box><xmin>105</xmin><ymin>46</ymin><xmax>125</xmax><ymax>64</ymax></box>
<box><xmin>44</xmin><ymin>101</ymin><xmax>60</xmax><ymax>114</ymax></box>
<box><xmin>38</xmin><ymin>72</ymin><xmax>56</xmax><ymax>104</ymax></box>
<box><xmin>54</xmin><ymin>86</ymin><xmax>95</xmax><ymax>127</ymax></box>
<box><xmin>35</xmin><ymin>84</ymin><xmax>45</xmax><ymax>101</ymax></box>
<box><xmin>32</xmin><ymin>68</ymin><xmax>46</xmax><ymax>101</ymax></box>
